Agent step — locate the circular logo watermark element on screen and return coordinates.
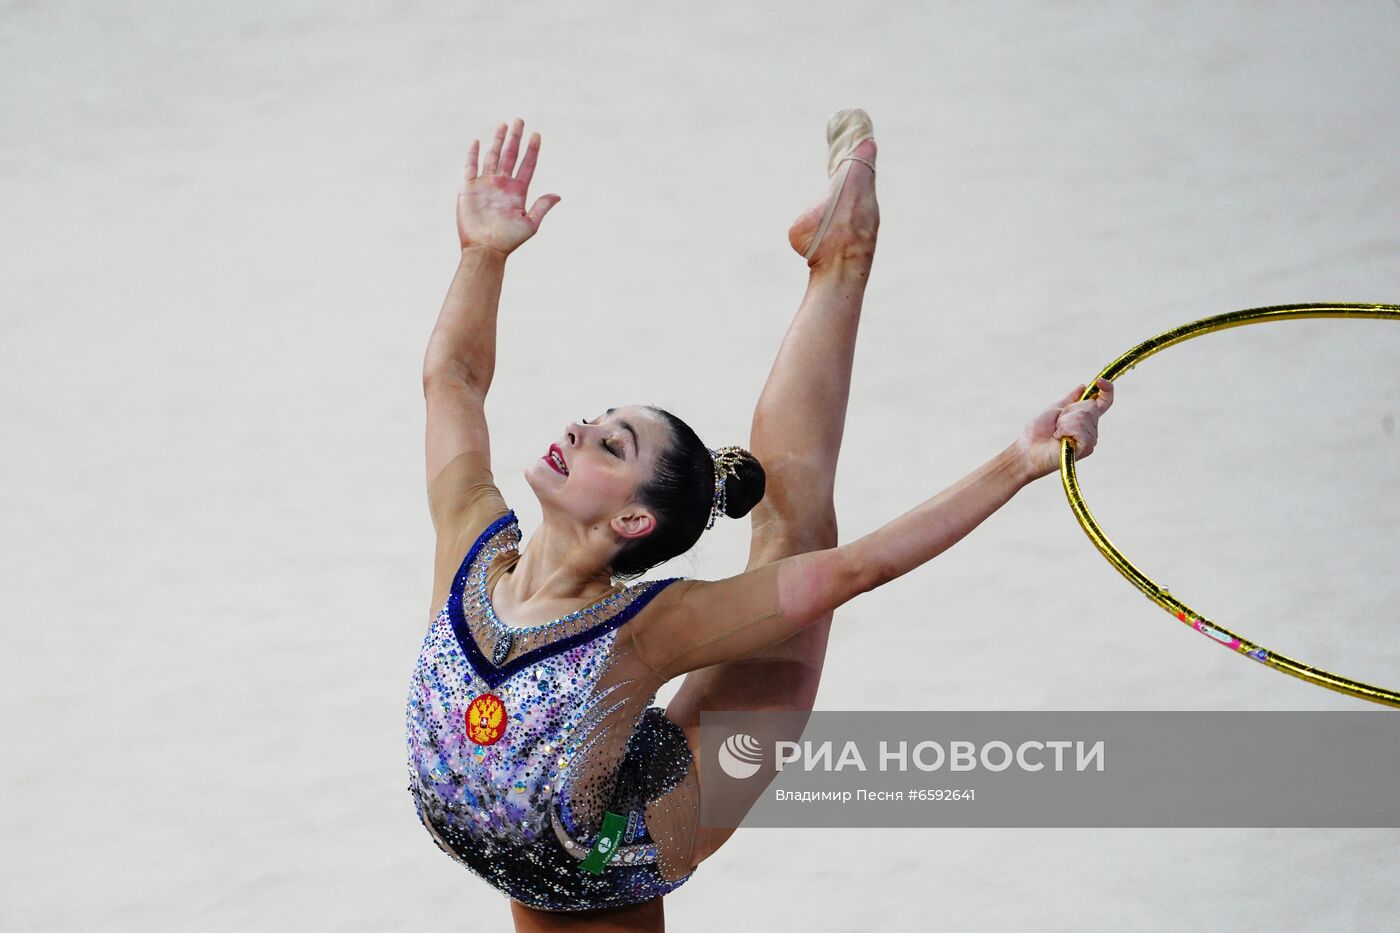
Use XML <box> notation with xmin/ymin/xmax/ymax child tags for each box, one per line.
<box><xmin>717</xmin><ymin>732</ymin><xmax>764</xmax><ymax>779</ymax></box>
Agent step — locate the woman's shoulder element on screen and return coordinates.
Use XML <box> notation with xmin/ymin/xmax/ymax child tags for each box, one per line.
<box><xmin>617</xmin><ymin>575</ymin><xmax>696</xmax><ymax>631</ymax></box>
<box><xmin>626</xmin><ymin>574</ymin><xmax>690</xmax><ymax>599</ymax></box>
<box><xmin>608</xmin><ymin>575</ymin><xmax>687</xmax><ymax>627</ymax></box>
<box><xmin>429</xmin><ymin>450</ymin><xmax>512</xmax><ymax>545</ymax></box>
<box><xmin>429</xmin><ymin>452</ymin><xmax>515</xmax><ymax>609</ymax></box>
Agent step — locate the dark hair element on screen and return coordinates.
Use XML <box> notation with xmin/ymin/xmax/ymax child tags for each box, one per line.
<box><xmin>611</xmin><ymin>406</ymin><xmax>765</xmax><ymax>581</ymax></box>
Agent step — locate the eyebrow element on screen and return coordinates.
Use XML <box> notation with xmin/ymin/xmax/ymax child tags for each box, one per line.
<box><xmin>604</xmin><ymin>407</ymin><xmax>640</xmax><ymax>455</ymax></box>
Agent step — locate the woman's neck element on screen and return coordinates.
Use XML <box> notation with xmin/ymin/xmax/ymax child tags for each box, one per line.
<box><xmin>496</xmin><ymin>515</ymin><xmax>618</xmax><ymax>609</ymax></box>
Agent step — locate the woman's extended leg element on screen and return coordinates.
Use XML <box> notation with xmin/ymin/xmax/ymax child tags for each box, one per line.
<box><xmin>660</xmin><ymin>135</ymin><xmax>880</xmax><ymax>868</ymax></box>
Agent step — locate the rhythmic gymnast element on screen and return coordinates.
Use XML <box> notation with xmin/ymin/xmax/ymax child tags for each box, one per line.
<box><xmin>405</xmin><ymin>110</ymin><xmax>1114</xmax><ymax>932</ymax></box>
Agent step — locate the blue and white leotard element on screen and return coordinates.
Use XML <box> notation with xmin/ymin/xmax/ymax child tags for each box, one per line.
<box><xmin>405</xmin><ymin>461</ymin><xmax>703</xmax><ymax>912</ymax></box>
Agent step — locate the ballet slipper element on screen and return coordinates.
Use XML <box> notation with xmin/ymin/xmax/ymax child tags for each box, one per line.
<box><xmin>803</xmin><ymin>107</ymin><xmax>877</xmax><ymax>263</ymax></box>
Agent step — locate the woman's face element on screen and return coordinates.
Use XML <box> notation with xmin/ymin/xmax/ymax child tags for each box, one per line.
<box><xmin>525</xmin><ymin>405</ymin><xmax>672</xmax><ymax>541</ymax></box>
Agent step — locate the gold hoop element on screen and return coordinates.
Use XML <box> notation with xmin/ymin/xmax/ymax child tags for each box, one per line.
<box><xmin>1061</xmin><ymin>302</ymin><xmax>1400</xmax><ymax>708</ymax></box>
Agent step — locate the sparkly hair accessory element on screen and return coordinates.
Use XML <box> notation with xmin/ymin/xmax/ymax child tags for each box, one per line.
<box><xmin>705</xmin><ymin>445</ymin><xmax>750</xmax><ymax>530</ymax></box>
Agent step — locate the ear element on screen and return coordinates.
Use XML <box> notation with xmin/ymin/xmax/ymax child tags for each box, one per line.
<box><xmin>610</xmin><ymin>507</ymin><xmax>656</xmax><ymax>541</ymax></box>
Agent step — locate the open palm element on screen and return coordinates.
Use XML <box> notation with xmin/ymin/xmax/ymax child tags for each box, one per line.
<box><xmin>457</xmin><ymin>118</ymin><xmax>562</xmax><ymax>256</ymax></box>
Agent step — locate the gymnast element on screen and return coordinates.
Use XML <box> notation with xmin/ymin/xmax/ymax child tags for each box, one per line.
<box><xmin>405</xmin><ymin>110</ymin><xmax>1114</xmax><ymax>931</ymax></box>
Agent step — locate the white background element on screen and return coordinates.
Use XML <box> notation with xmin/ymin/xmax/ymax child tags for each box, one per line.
<box><xmin>3</xmin><ymin>1</ymin><xmax>1398</xmax><ymax>929</ymax></box>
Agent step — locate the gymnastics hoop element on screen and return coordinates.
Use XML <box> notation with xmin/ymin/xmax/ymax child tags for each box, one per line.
<box><xmin>1060</xmin><ymin>302</ymin><xmax>1400</xmax><ymax>709</ymax></box>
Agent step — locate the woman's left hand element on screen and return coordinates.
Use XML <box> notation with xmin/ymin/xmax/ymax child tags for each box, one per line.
<box><xmin>1013</xmin><ymin>377</ymin><xmax>1115</xmax><ymax>482</ymax></box>
<box><xmin>457</xmin><ymin>118</ymin><xmax>562</xmax><ymax>256</ymax></box>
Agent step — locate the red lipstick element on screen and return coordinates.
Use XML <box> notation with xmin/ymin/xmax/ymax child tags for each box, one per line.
<box><xmin>545</xmin><ymin>443</ymin><xmax>569</xmax><ymax>475</ymax></box>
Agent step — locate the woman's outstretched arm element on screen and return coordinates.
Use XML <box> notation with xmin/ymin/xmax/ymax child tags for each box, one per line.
<box><xmin>630</xmin><ymin>379</ymin><xmax>1115</xmax><ymax>680</ymax></box>
<box><xmin>423</xmin><ymin>118</ymin><xmax>561</xmax><ymax>536</ymax></box>
<box><xmin>423</xmin><ymin>247</ymin><xmax>505</xmax><ymax>530</ymax></box>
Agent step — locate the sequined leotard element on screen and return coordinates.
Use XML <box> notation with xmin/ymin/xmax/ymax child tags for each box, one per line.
<box><xmin>405</xmin><ymin>454</ymin><xmax>705</xmax><ymax>912</ymax></box>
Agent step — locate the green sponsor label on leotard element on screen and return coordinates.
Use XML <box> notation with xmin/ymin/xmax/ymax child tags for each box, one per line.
<box><xmin>579</xmin><ymin>810</ymin><xmax>627</xmax><ymax>874</ymax></box>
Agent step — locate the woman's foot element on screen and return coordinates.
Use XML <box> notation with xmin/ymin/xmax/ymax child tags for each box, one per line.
<box><xmin>787</xmin><ymin>136</ymin><xmax>879</xmax><ymax>270</ymax></box>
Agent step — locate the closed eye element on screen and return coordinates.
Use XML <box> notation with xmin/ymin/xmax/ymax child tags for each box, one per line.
<box><xmin>583</xmin><ymin>416</ymin><xmax>623</xmax><ymax>458</ymax></box>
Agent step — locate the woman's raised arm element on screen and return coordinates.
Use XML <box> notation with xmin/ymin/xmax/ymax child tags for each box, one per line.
<box><xmin>629</xmin><ymin>380</ymin><xmax>1114</xmax><ymax>680</ymax></box>
<box><xmin>423</xmin><ymin>118</ymin><xmax>561</xmax><ymax>534</ymax></box>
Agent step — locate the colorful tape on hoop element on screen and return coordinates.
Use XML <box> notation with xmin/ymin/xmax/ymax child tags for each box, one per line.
<box><xmin>1060</xmin><ymin>302</ymin><xmax>1400</xmax><ymax>708</ymax></box>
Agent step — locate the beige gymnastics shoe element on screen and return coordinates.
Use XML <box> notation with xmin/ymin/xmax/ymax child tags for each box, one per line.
<box><xmin>803</xmin><ymin>108</ymin><xmax>877</xmax><ymax>262</ymax></box>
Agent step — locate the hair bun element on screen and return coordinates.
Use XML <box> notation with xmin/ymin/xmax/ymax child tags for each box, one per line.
<box><xmin>721</xmin><ymin>450</ymin><xmax>766</xmax><ymax>519</ymax></box>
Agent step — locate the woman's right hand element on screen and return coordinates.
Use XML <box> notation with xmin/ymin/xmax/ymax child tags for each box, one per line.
<box><xmin>456</xmin><ymin>118</ymin><xmax>562</xmax><ymax>257</ymax></box>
